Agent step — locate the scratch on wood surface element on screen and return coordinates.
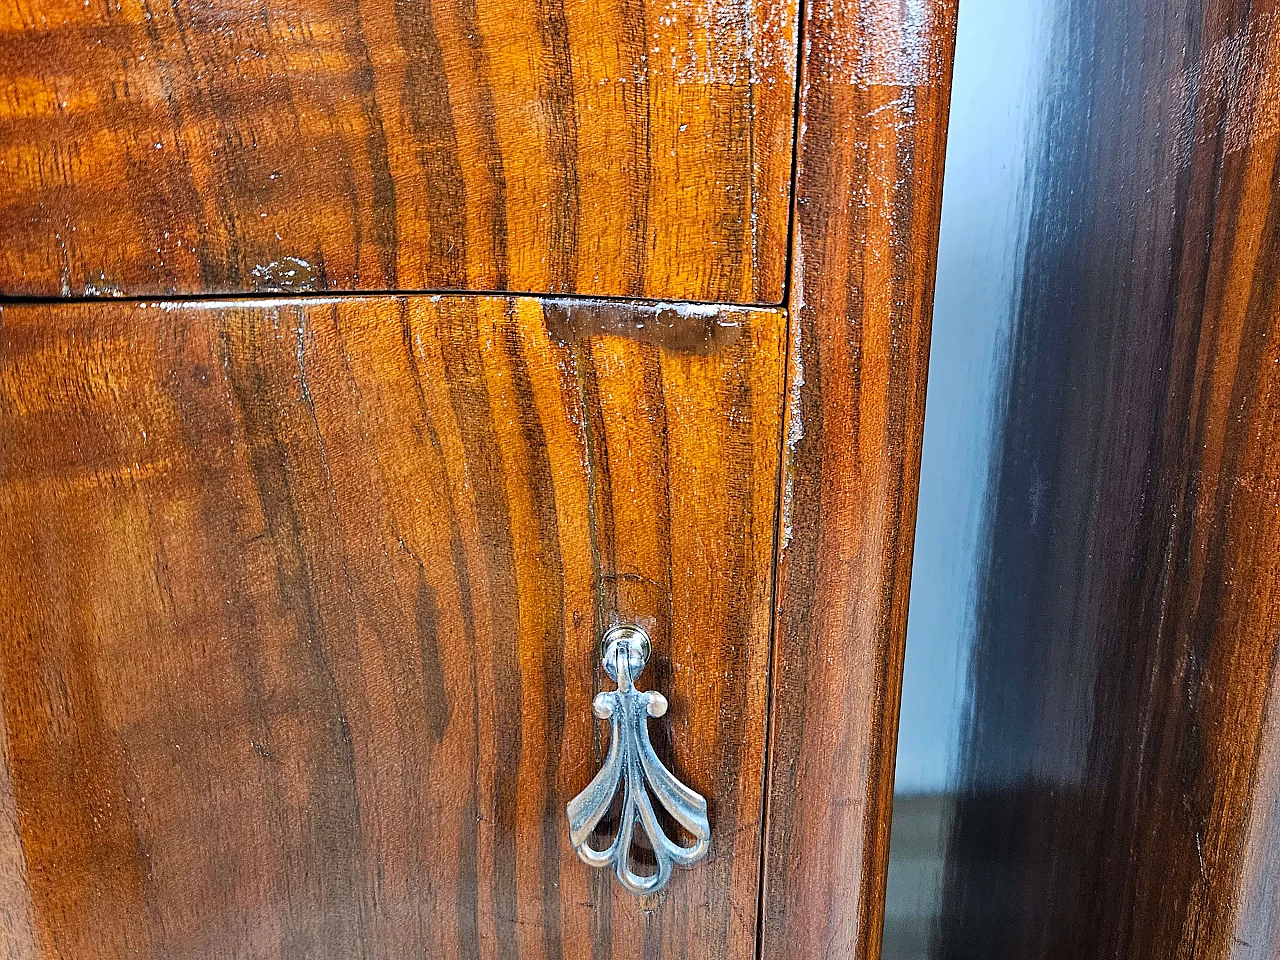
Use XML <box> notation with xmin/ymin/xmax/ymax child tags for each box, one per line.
<box><xmin>1165</xmin><ymin>10</ymin><xmax>1280</xmax><ymax>160</ymax></box>
<box><xmin>543</xmin><ymin>298</ymin><xmax>744</xmax><ymax>355</ymax></box>
<box><xmin>778</xmin><ymin>244</ymin><xmax>805</xmax><ymax>554</ymax></box>
<box><xmin>806</xmin><ymin>0</ymin><xmax>948</xmax><ymax>86</ymax></box>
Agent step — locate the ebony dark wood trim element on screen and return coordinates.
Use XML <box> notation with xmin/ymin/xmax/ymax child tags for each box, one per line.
<box><xmin>929</xmin><ymin>2</ymin><xmax>1280</xmax><ymax>957</ymax></box>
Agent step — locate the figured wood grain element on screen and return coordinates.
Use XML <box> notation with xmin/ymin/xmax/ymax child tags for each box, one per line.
<box><xmin>929</xmin><ymin>1</ymin><xmax>1280</xmax><ymax>957</ymax></box>
<box><xmin>0</xmin><ymin>294</ymin><xmax>783</xmax><ymax>959</ymax></box>
<box><xmin>761</xmin><ymin>2</ymin><xmax>958</xmax><ymax>959</ymax></box>
<box><xmin>0</xmin><ymin>0</ymin><xmax>796</xmax><ymax>302</ymax></box>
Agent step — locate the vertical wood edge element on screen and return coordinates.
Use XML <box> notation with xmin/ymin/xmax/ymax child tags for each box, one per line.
<box><xmin>761</xmin><ymin>2</ymin><xmax>960</xmax><ymax>958</ymax></box>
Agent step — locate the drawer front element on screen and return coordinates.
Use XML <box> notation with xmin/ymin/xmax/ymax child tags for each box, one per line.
<box><xmin>0</xmin><ymin>296</ymin><xmax>783</xmax><ymax>958</ymax></box>
<box><xmin>0</xmin><ymin>0</ymin><xmax>796</xmax><ymax>302</ymax></box>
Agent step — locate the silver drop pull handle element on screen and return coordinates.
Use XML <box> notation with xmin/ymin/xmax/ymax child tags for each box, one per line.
<box><xmin>566</xmin><ymin>624</ymin><xmax>711</xmax><ymax>897</ymax></box>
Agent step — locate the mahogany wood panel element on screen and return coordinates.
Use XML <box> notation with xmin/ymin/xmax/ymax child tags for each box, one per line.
<box><xmin>760</xmin><ymin>2</ymin><xmax>958</xmax><ymax>959</ymax></box>
<box><xmin>0</xmin><ymin>294</ymin><xmax>784</xmax><ymax>959</ymax></box>
<box><xmin>927</xmin><ymin>1</ymin><xmax>1280</xmax><ymax>958</ymax></box>
<box><xmin>0</xmin><ymin>0</ymin><xmax>796</xmax><ymax>302</ymax></box>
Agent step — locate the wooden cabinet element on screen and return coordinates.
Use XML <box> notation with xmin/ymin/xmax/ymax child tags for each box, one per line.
<box><xmin>0</xmin><ymin>1</ymin><xmax>960</xmax><ymax>958</ymax></box>
<box><xmin>0</xmin><ymin>296</ymin><xmax>782</xmax><ymax>958</ymax></box>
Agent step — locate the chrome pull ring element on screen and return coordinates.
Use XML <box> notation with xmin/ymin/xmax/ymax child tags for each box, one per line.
<box><xmin>566</xmin><ymin>624</ymin><xmax>711</xmax><ymax>897</ymax></box>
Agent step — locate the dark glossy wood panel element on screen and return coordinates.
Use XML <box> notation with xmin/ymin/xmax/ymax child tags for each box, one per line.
<box><xmin>760</xmin><ymin>2</ymin><xmax>958</xmax><ymax>959</ymax></box>
<box><xmin>901</xmin><ymin>0</ymin><xmax>1280</xmax><ymax>957</ymax></box>
<box><xmin>0</xmin><ymin>294</ymin><xmax>784</xmax><ymax>959</ymax></box>
<box><xmin>0</xmin><ymin>0</ymin><xmax>796</xmax><ymax>302</ymax></box>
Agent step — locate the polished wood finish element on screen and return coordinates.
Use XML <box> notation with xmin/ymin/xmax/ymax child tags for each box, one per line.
<box><xmin>922</xmin><ymin>0</ymin><xmax>1280</xmax><ymax>957</ymax></box>
<box><xmin>0</xmin><ymin>294</ymin><xmax>784</xmax><ymax>959</ymax></box>
<box><xmin>0</xmin><ymin>0</ymin><xmax>796</xmax><ymax>302</ymax></box>
<box><xmin>760</xmin><ymin>2</ymin><xmax>958</xmax><ymax>959</ymax></box>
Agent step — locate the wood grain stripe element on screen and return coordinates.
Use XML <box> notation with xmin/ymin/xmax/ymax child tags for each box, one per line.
<box><xmin>397</xmin><ymin>0</ymin><xmax>469</xmax><ymax>288</ymax></box>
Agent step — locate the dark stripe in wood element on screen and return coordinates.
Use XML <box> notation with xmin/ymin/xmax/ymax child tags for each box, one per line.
<box><xmin>414</xmin><ymin>573</ymin><xmax>452</xmax><ymax>743</ymax></box>
<box><xmin>499</xmin><ymin>313</ymin><xmax>570</xmax><ymax>960</ymax></box>
<box><xmin>343</xmin><ymin>0</ymin><xmax>401</xmax><ymax>287</ymax></box>
<box><xmin>399</xmin><ymin>299</ymin><xmax>484</xmax><ymax>960</ymax></box>
<box><xmin>220</xmin><ymin>310</ymin><xmax>372</xmax><ymax>957</ymax></box>
<box><xmin>438</xmin><ymin>303</ymin><xmax>525</xmax><ymax>959</ymax></box>
<box><xmin>619</xmin><ymin>0</ymin><xmax>651</xmax><ymax>298</ymax></box>
<box><xmin>533</xmin><ymin>0</ymin><xmax>581</xmax><ymax>293</ymax></box>
<box><xmin>396</xmin><ymin>0</ymin><xmax>469</xmax><ymax>287</ymax></box>
<box><xmin>455</xmin><ymin>0</ymin><xmax>510</xmax><ymax>289</ymax></box>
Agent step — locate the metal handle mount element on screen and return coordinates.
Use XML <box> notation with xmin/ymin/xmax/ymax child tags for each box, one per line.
<box><xmin>566</xmin><ymin>624</ymin><xmax>711</xmax><ymax>897</ymax></box>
